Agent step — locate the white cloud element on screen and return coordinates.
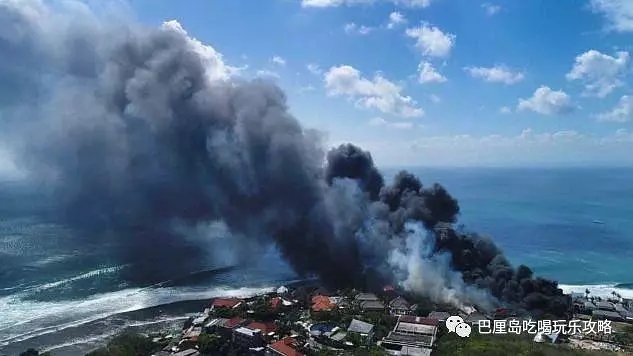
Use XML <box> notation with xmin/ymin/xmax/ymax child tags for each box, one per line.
<box><xmin>161</xmin><ymin>20</ymin><xmax>236</xmax><ymax>81</ymax></box>
<box><xmin>332</xmin><ymin>129</ymin><xmax>633</xmax><ymax>166</ymax></box>
<box><xmin>324</xmin><ymin>65</ymin><xmax>424</xmax><ymax>117</ymax></box>
<box><xmin>566</xmin><ymin>50</ymin><xmax>629</xmax><ymax>98</ymax></box>
<box><xmin>271</xmin><ymin>56</ymin><xmax>286</xmax><ymax>66</ymax></box>
<box><xmin>416</xmin><ymin>61</ymin><xmax>447</xmax><ymax>83</ymax></box>
<box><xmin>307</xmin><ymin>63</ymin><xmax>322</xmax><ymax>75</ymax></box>
<box><xmin>499</xmin><ymin>106</ymin><xmax>512</xmax><ymax>114</ymax></box>
<box><xmin>256</xmin><ymin>70</ymin><xmax>280</xmax><ymax>79</ymax></box>
<box><xmin>369</xmin><ymin>117</ymin><xmax>415</xmax><ymax>129</ymax></box>
<box><xmin>465</xmin><ymin>65</ymin><xmax>524</xmax><ymax>84</ymax></box>
<box><xmin>302</xmin><ymin>0</ymin><xmax>432</xmax><ymax>8</ymax></box>
<box><xmin>387</xmin><ymin>11</ymin><xmax>407</xmax><ymax>29</ymax></box>
<box><xmin>405</xmin><ymin>23</ymin><xmax>455</xmax><ymax>58</ymax></box>
<box><xmin>429</xmin><ymin>94</ymin><xmax>441</xmax><ymax>103</ymax></box>
<box><xmin>517</xmin><ymin>86</ymin><xmax>574</xmax><ymax>115</ymax></box>
<box><xmin>344</xmin><ymin>22</ymin><xmax>373</xmax><ymax>35</ymax></box>
<box><xmin>590</xmin><ymin>0</ymin><xmax>633</xmax><ymax>32</ymax></box>
<box><xmin>597</xmin><ymin>95</ymin><xmax>633</xmax><ymax>122</ymax></box>
<box><xmin>481</xmin><ymin>3</ymin><xmax>501</xmax><ymax>16</ymax></box>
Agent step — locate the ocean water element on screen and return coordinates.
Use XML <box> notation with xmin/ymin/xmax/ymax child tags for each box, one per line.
<box><xmin>1</xmin><ymin>167</ymin><xmax>632</xmax><ymax>354</ymax></box>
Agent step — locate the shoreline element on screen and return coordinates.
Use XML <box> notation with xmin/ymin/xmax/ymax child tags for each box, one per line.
<box><xmin>3</xmin><ymin>281</ymin><xmax>632</xmax><ymax>355</ymax></box>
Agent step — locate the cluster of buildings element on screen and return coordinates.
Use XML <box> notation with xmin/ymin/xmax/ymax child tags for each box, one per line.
<box><xmin>572</xmin><ymin>293</ymin><xmax>633</xmax><ymax>323</ymax></box>
<box><xmin>147</xmin><ymin>283</ymin><xmax>460</xmax><ymax>356</ymax></box>
<box><xmin>147</xmin><ymin>284</ymin><xmax>633</xmax><ymax>356</ymax></box>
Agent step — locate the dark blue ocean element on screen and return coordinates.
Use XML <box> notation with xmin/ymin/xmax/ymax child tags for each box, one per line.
<box><xmin>1</xmin><ymin>167</ymin><xmax>632</xmax><ymax>355</ymax></box>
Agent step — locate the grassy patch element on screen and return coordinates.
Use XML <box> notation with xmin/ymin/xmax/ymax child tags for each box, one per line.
<box><xmin>435</xmin><ymin>332</ymin><xmax>620</xmax><ymax>356</ymax></box>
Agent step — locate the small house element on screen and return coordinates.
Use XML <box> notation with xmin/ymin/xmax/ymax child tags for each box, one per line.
<box><xmin>347</xmin><ymin>319</ymin><xmax>375</xmax><ymax>346</ymax></box>
<box><xmin>355</xmin><ymin>293</ymin><xmax>380</xmax><ymax>302</ymax></box>
<box><xmin>389</xmin><ymin>296</ymin><xmax>412</xmax><ymax>316</ymax></box>
<box><xmin>427</xmin><ymin>311</ymin><xmax>451</xmax><ymax>322</ymax></box>
<box><xmin>360</xmin><ymin>300</ymin><xmax>385</xmax><ymax>312</ymax></box>
<box><xmin>268</xmin><ymin>337</ymin><xmax>304</xmax><ymax>356</ymax></box>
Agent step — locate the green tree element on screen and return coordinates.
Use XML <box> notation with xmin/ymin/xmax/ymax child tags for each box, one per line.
<box><xmin>85</xmin><ymin>332</ymin><xmax>159</xmax><ymax>356</ymax></box>
<box><xmin>198</xmin><ymin>333</ymin><xmax>229</xmax><ymax>355</ymax></box>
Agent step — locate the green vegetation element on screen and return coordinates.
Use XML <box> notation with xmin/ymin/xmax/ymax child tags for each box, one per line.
<box><xmin>435</xmin><ymin>332</ymin><xmax>621</xmax><ymax>356</ymax></box>
<box><xmin>614</xmin><ymin>324</ymin><xmax>633</xmax><ymax>352</ymax></box>
<box><xmin>198</xmin><ymin>333</ymin><xmax>231</xmax><ymax>355</ymax></box>
<box><xmin>85</xmin><ymin>332</ymin><xmax>162</xmax><ymax>356</ymax></box>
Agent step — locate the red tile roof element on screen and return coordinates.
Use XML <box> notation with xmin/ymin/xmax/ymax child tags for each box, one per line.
<box><xmin>311</xmin><ymin>295</ymin><xmax>335</xmax><ymax>312</ymax></box>
<box><xmin>270</xmin><ymin>297</ymin><xmax>282</xmax><ymax>309</ymax></box>
<box><xmin>224</xmin><ymin>317</ymin><xmax>245</xmax><ymax>328</ymax></box>
<box><xmin>398</xmin><ymin>316</ymin><xmax>439</xmax><ymax>326</ymax></box>
<box><xmin>247</xmin><ymin>321</ymin><xmax>279</xmax><ymax>334</ymax></box>
<box><xmin>268</xmin><ymin>337</ymin><xmax>304</xmax><ymax>356</ymax></box>
<box><xmin>212</xmin><ymin>297</ymin><xmax>242</xmax><ymax>308</ymax></box>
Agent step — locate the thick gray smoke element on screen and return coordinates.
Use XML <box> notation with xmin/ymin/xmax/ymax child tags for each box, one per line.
<box><xmin>0</xmin><ymin>0</ymin><xmax>568</xmax><ymax>316</ymax></box>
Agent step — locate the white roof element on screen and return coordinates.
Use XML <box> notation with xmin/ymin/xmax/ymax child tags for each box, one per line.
<box><xmin>235</xmin><ymin>327</ymin><xmax>260</xmax><ymax>336</ymax></box>
<box><xmin>348</xmin><ymin>319</ymin><xmax>374</xmax><ymax>334</ymax></box>
<box><xmin>396</xmin><ymin>322</ymin><xmax>436</xmax><ymax>335</ymax></box>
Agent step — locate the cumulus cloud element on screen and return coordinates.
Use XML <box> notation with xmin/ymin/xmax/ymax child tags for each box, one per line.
<box><xmin>387</xmin><ymin>11</ymin><xmax>407</xmax><ymax>29</ymax></box>
<box><xmin>590</xmin><ymin>0</ymin><xmax>633</xmax><ymax>32</ymax></box>
<box><xmin>406</xmin><ymin>23</ymin><xmax>455</xmax><ymax>58</ymax></box>
<box><xmin>344</xmin><ymin>22</ymin><xmax>373</xmax><ymax>35</ymax></box>
<box><xmin>324</xmin><ymin>65</ymin><xmax>424</xmax><ymax>117</ymax></box>
<box><xmin>465</xmin><ymin>65</ymin><xmax>524</xmax><ymax>84</ymax></box>
<box><xmin>271</xmin><ymin>56</ymin><xmax>286</xmax><ymax>66</ymax></box>
<box><xmin>417</xmin><ymin>61</ymin><xmax>447</xmax><ymax>83</ymax></box>
<box><xmin>368</xmin><ymin>117</ymin><xmax>415</xmax><ymax>129</ymax></box>
<box><xmin>597</xmin><ymin>95</ymin><xmax>633</xmax><ymax>122</ymax></box>
<box><xmin>566</xmin><ymin>50</ymin><xmax>629</xmax><ymax>98</ymax></box>
<box><xmin>517</xmin><ymin>86</ymin><xmax>574</xmax><ymax>115</ymax></box>
<box><xmin>302</xmin><ymin>0</ymin><xmax>432</xmax><ymax>8</ymax></box>
<box><xmin>481</xmin><ymin>3</ymin><xmax>501</xmax><ymax>16</ymax></box>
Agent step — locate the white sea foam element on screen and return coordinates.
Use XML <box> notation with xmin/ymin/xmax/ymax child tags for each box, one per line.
<box><xmin>0</xmin><ymin>285</ymin><xmax>275</xmax><ymax>346</ymax></box>
<box><xmin>559</xmin><ymin>283</ymin><xmax>633</xmax><ymax>299</ymax></box>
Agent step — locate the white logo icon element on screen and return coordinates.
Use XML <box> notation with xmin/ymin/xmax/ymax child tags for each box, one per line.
<box><xmin>455</xmin><ymin>322</ymin><xmax>472</xmax><ymax>338</ymax></box>
<box><xmin>446</xmin><ymin>315</ymin><xmax>471</xmax><ymax>338</ymax></box>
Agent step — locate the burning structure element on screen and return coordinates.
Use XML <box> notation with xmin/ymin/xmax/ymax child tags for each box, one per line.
<box><xmin>0</xmin><ymin>0</ymin><xmax>568</xmax><ymax>318</ymax></box>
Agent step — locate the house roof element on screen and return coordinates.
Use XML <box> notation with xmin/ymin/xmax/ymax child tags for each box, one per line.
<box><xmin>348</xmin><ymin>319</ymin><xmax>374</xmax><ymax>334</ymax></box>
<box><xmin>312</xmin><ymin>295</ymin><xmax>335</xmax><ymax>312</ymax></box>
<box><xmin>398</xmin><ymin>316</ymin><xmax>439</xmax><ymax>326</ymax></box>
<box><xmin>389</xmin><ymin>296</ymin><xmax>410</xmax><ymax>309</ymax></box>
<box><xmin>355</xmin><ymin>293</ymin><xmax>379</xmax><ymax>301</ymax></box>
<box><xmin>224</xmin><ymin>317</ymin><xmax>246</xmax><ymax>328</ymax></box>
<box><xmin>212</xmin><ymin>297</ymin><xmax>242</xmax><ymax>309</ymax></box>
<box><xmin>360</xmin><ymin>300</ymin><xmax>385</xmax><ymax>310</ymax></box>
<box><xmin>235</xmin><ymin>326</ymin><xmax>260</xmax><ymax>337</ymax></box>
<box><xmin>383</xmin><ymin>331</ymin><xmax>434</xmax><ymax>347</ymax></box>
<box><xmin>592</xmin><ymin>310</ymin><xmax>622</xmax><ymax>319</ymax></box>
<box><xmin>465</xmin><ymin>313</ymin><xmax>489</xmax><ymax>323</ymax></box>
<box><xmin>427</xmin><ymin>312</ymin><xmax>451</xmax><ymax>321</ymax></box>
<box><xmin>596</xmin><ymin>301</ymin><xmax>615</xmax><ymax>310</ymax></box>
<box><xmin>247</xmin><ymin>321</ymin><xmax>279</xmax><ymax>334</ymax></box>
<box><xmin>271</xmin><ymin>297</ymin><xmax>282</xmax><ymax>309</ymax></box>
<box><xmin>205</xmin><ymin>318</ymin><xmax>229</xmax><ymax>328</ymax></box>
<box><xmin>268</xmin><ymin>337</ymin><xmax>304</xmax><ymax>356</ymax></box>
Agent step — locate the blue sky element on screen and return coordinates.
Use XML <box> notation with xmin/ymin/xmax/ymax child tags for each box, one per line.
<box><xmin>6</xmin><ymin>0</ymin><xmax>633</xmax><ymax>169</ymax></box>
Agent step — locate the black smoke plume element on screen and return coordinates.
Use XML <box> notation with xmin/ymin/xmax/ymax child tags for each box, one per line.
<box><xmin>0</xmin><ymin>0</ymin><xmax>567</xmax><ymax>316</ymax></box>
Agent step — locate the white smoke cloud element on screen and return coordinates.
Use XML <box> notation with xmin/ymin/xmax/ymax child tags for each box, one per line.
<box><xmin>388</xmin><ymin>223</ymin><xmax>496</xmax><ymax>310</ymax></box>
